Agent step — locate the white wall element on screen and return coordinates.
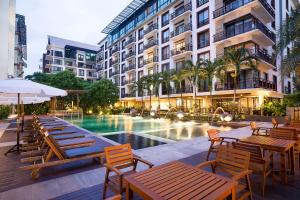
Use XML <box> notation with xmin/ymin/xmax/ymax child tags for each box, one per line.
<box><xmin>0</xmin><ymin>0</ymin><xmax>16</xmax><ymax>79</ymax></box>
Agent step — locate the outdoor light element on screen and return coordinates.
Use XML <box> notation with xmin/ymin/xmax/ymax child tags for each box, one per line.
<box><xmin>220</xmin><ymin>112</ymin><xmax>233</xmax><ymax>122</ymax></box>
<box><xmin>150</xmin><ymin>110</ymin><xmax>156</xmax><ymax>117</ymax></box>
<box><xmin>177</xmin><ymin>111</ymin><xmax>184</xmax><ymax>120</ymax></box>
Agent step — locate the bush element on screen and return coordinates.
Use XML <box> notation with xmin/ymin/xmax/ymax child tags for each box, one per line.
<box><xmin>24</xmin><ymin>103</ymin><xmax>50</xmax><ymax>115</ymax></box>
<box><xmin>0</xmin><ymin>106</ymin><xmax>10</xmax><ymax>120</ymax></box>
<box><xmin>263</xmin><ymin>99</ymin><xmax>287</xmax><ymax>116</ymax></box>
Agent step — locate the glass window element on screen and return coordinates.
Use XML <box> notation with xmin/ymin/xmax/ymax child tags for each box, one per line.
<box><xmin>138</xmin><ymin>42</ymin><xmax>143</xmax><ymax>53</ymax></box>
<box><xmin>197</xmin><ymin>52</ymin><xmax>210</xmax><ymax>61</ymax></box>
<box><xmin>122</xmin><ymin>40</ymin><xmax>126</xmax><ymax>49</ymax></box>
<box><xmin>138</xmin><ymin>28</ymin><xmax>144</xmax><ymax>40</ymax></box>
<box><xmin>162</xmin><ymin>29</ymin><xmax>169</xmax><ymax>43</ymax></box>
<box><xmin>79</xmin><ymin>69</ymin><xmax>85</xmax><ymax>76</ymax></box>
<box><xmin>197</xmin><ymin>30</ymin><xmax>210</xmax><ymax>49</ymax></box>
<box><xmin>138</xmin><ymin>56</ymin><xmax>143</xmax><ymax>68</ymax></box>
<box><xmin>138</xmin><ymin>70</ymin><xmax>143</xmax><ymax>80</ymax></box>
<box><xmin>52</xmin><ymin>66</ymin><xmax>62</xmax><ymax>72</ymax></box>
<box><xmin>161</xmin><ymin>11</ymin><xmax>169</xmax><ymax>27</ymax></box>
<box><xmin>161</xmin><ymin>63</ymin><xmax>170</xmax><ymax>72</ymax></box>
<box><xmin>197</xmin><ymin>8</ymin><xmax>209</xmax><ymax>27</ymax></box>
<box><xmin>161</xmin><ymin>46</ymin><xmax>170</xmax><ymax>60</ymax></box>
<box><xmin>86</xmin><ymin>53</ymin><xmax>96</xmax><ymax>61</ymax></box>
<box><xmin>54</xmin><ymin>59</ymin><xmax>62</xmax><ymax>65</ymax></box>
<box><xmin>54</xmin><ymin>51</ymin><xmax>63</xmax><ymax>57</ymax></box>
<box><xmin>78</xmin><ymin>54</ymin><xmax>84</xmax><ymax>61</ymax></box>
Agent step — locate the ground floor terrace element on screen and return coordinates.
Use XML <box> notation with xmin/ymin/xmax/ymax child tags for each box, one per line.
<box><xmin>0</xmin><ymin>116</ymin><xmax>299</xmax><ymax>200</ymax></box>
<box><xmin>119</xmin><ymin>88</ymin><xmax>283</xmax><ymax>114</ymax></box>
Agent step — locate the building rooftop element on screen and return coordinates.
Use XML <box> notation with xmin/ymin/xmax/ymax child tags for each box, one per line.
<box><xmin>48</xmin><ymin>35</ymin><xmax>99</xmax><ymax>51</ymax></box>
<box><xmin>101</xmin><ymin>0</ymin><xmax>147</xmax><ymax>34</ymax></box>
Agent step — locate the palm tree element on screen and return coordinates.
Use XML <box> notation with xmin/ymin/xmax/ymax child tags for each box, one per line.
<box><xmin>277</xmin><ymin>8</ymin><xmax>300</xmax><ymax>84</ymax></box>
<box><xmin>143</xmin><ymin>75</ymin><xmax>154</xmax><ymax>110</ymax></box>
<box><xmin>152</xmin><ymin>72</ymin><xmax>163</xmax><ymax>113</ymax></box>
<box><xmin>171</xmin><ymin>69</ymin><xmax>186</xmax><ymax>110</ymax></box>
<box><xmin>133</xmin><ymin>77</ymin><xmax>145</xmax><ymax>113</ymax></box>
<box><xmin>224</xmin><ymin>47</ymin><xmax>257</xmax><ymax>103</ymax></box>
<box><xmin>183</xmin><ymin>60</ymin><xmax>203</xmax><ymax>109</ymax></box>
<box><xmin>198</xmin><ymin>58</ymin><xmax>226</xmax><ymax>112</ymax></box>
<box><xmin>161</xmin><ymin>70</ymin><xmax>173</xmax><ymax>108</ymax></box>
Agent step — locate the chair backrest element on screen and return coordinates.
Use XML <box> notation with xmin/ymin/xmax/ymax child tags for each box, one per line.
<box><xmin>232</xmin><ymin>142</ymin><xmax>264</xmax><ymax>164</ymax></box>
<box><xmin>42</xmin><ymin>131</ymin><xmax>66</xmax><ymax>160</ymax></box>
<box><xmin>207</xmin><ymin>129</ymin><xmax>220</xmax><ymax>141</ymax></box>
<box><xmin>271</xmin><ymin>118</ymin><xmax>279</xmax><ymax>128</ymax></box>
<box><xmin>104</xmin><ymin>144</ymin><xmax>134</xmax><ymax>168</ymax></box>
<box><xmin>270</xmin><ymin>128</ymin><xmax>296</xmax><ymax>140</ymax></box>
<box><xmin>250</xmin><ymin>122</ymin><xmax>257</xmax><ymax>130</ymax></box>
<box><xmin>216</xmin><ymin>146</ymin><xmax>250</xmax><ymax>175</ymax></box>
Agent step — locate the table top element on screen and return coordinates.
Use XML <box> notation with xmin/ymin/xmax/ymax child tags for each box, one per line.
<box><xmin>125</xmin><ymin>161</ymin><xmax>237</xmax><ymax>200</ymax></box>
<box><xmin>240</xmin><ymin>136</ymin><xmax>296</xmax><ymax>152</ymax></box>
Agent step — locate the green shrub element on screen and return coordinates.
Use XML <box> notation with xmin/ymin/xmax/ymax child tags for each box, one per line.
<box><xmin>24</xmin><ymin>103</ymin><xmax>50</xmax><ymax>115</ymax></box>
<box><xmin>263</xmin><ymin>99</ymin><xmax>287</xmax><ymax>116</ymax></box>
<box><xmin>0</xmin><ymin>106</ymin><xmax>10</xmax><ymax>120</ymax></box>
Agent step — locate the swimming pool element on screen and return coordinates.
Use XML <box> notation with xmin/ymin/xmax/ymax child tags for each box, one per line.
<box><xmin>67</xmin><ymin>115</ymin><xmax>235</xmax><ymax>142</ymax></box>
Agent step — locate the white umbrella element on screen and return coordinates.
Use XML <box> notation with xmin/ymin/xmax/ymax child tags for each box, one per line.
<box><xmin>0</xmin><ymin>79</ymin><xmax>67</xmax><ymax>155</ymax></box>
<box><xmin>0</xmin><ymin>96</ymin><xmax>51</xmax><ymax>105</ymax></box>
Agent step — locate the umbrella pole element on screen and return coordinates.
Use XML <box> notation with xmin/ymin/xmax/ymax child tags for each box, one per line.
<box><xmin>5</xmin><ymin>93</ymin><xmax>21</xmax><ymax>155</ymax></box>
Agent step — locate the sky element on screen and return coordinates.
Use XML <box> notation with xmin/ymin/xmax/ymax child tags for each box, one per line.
<box><xmin>16</xmin><ymin>0</ymin><xmax>132</xmax><ymax>76</ymax></box>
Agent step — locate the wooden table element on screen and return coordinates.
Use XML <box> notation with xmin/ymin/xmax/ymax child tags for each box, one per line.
<box><xmin>240</xmin><ymin>136</ymin><xmax>296</xmax><ymax>184</ymax></box>
<box><xmin>124</xmin><ymin>161</ymin><xmax>237</xmax><ymax>200</ymax></box>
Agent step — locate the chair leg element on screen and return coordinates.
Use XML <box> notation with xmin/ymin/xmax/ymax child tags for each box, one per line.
<box><xmin>261</xmin><ymin>173</ymin><xmax>266</xmax><ymax>197</ymax></box>
<box><xmin>245</xmin><ymin>174</ymin><xmax>253</xmax><ymax>200</ymax></box>
<box><xmin>103</xmin><ymin>169</ymin><xmax>109</xmax><ymax>199</ymax></box>
<box><xmin>206</xmin><ymin>144</ymin><xmax>213</xmax><ymax>161</ymax></box>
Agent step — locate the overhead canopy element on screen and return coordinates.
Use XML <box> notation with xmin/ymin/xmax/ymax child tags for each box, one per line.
<box><xmin>0</xmin><ymin>96</ymin><xmax>51</xmax><ymax>105</ymax></box>
<box><xmin>0</xmin><ymin>79</ymin><xmax>67</xmax><ymax>97</ymax></box>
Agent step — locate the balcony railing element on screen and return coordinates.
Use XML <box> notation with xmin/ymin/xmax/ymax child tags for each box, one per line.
<box><xmin>166</xmin><ymin>86</ymin><xmax>193</xmax><ymax>94</ymax></box>
<box><xmin>110</xmin><ymin>59</ymin><xmax>119</xmax><ymax>66</ymax></box>
<box><xmin>214</xmin><ymin>19</ymin><xmax>275</xmax><ymax>42</ymax></box>
<box><xmin>111</xmin><ymin>46</ymin><xmax>120</xmax><ymax>54</ymax></box>
<box><xmin>251</xmin><ymin>48</ymin><xmax>276</xmax><ymax>66</ymax></box>
<box><xmin>125</xmin><ymin>37</ymin><xmax>135</xmax><ymax>46</ymax></box>
<box><xmin>215</xmin><ymin>78</ymin><xmax>277</xmax><ymax>91</ymax></box>
<box><xmin>109</xmin><ymin>70</ymin><xmax>120</xmax><ymax>77</ymax></box>
<box><xmin>122</xmin><ymin>63</ymin><xmax>136</xmax><ymax>73</ymax></box>
<box><xmin>170</xmin><ymin>2</ymin><xmax>192</xmax><ymax>20</ymax></box>
<box><xmin>198</xmin><ymin>18</ymin><xmax>209</xmax><ymax>28</ymax></box>
<box><xmin>144</xmin><ymin>39</ymin><xmax>159</xmax><ymax>50</ymax></box>
<box><xmin>144</xmin><ymin>23</ymin><xmax>158</xmax><ymax>35</ymax></box>
<box><xmin>213</xmin><ymin>0</ymin><xmax>275</xmax><ymax>19</ymax></box>
<box><xmin>171</xmin><ymin>43</ymin><xmax>193</xmax><ymax>56</ymax></box>
<box><xmin>138</xmin><ymin>48</ymin><xmax>144</xmax><ymax>54</ymax></box>
<box><xmin>171</xmin><ymin>23</ymin><xmax>192</xmax><ymax>38</ymax></box>
<box><xmin>124</xmin><ymin>51</ymin><xmax>136</xmax><ymax>59</ymax></box>
<box><xmin>143</xmin><ymin>56</ymin><xmax>159</xmax><ymax>65</ymax></box>
<box><xmin>197</xmin><ymin>0</ymin><xmax>209</xmax><ymax>8</ymax></box>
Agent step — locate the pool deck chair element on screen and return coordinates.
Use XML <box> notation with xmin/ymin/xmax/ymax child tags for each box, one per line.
<box><xmin>102</xmin><ymin>144</ymin><xmax>153</xmax><ymax>199</ymax></box>
<box><xmin>20</xmin><ymin>131</ymin><xmax>110</xmax><ymax>179</ymax></box>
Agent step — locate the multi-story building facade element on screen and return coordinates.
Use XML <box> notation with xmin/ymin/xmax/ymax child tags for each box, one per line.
<box><xmin>14</xmin><ymin>14</ymin><xmax>27</xmax><ymax>78</ymax></box>
<box><xmin>42</xmin><ymin>35</ymin><xmax>99</xmax><ymax>82</ymax></box>
<box><xmin>97</xmin><ymin>0</ymin><xmax>299</xmax><ymax>112</ymax></box>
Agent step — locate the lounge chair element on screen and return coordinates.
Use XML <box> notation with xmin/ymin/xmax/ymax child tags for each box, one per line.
<box><xmin>250</xmin><ymin>122</ymin><xmax>269</xmax><ymax>136</ymax></box>
<box><xmin>198</xmin><ymin>146</ymin><xmax>253</xmax><ymax>200</ymax></box>
<box><xmin>20</xmin><ymin>131</ymin><xmax>110</xmax><ymax>179</ymax></box>
<box><xmin>102</xmin><ymin>144</ymin><xmax>153</xmax><ymax>199</ymax></box>
<box><xmin>206</xmin><ymin>129</ymin><xmax>239</xmax><ymax>160</ymax></box>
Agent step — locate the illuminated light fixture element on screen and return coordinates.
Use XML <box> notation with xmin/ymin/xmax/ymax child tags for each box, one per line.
<box><xmin>150</xmin><ymin>110</ymin><xmax>156</xmax><ymax>117</ymax></box>
<box><xmin>220</xmin><ymin>112</ymin><xmax>233</xmax><ymax>122</ymax></box>
<box><xmin>177</xmin><ymin>111</ymin><xmax>185</xmax><ymax>120</ymax></box>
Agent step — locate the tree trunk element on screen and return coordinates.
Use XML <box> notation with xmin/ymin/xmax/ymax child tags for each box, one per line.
<box><xmin>180</xmin><ymin>82</ymin><xmax>183</xmax><ymax>111</ymax></box>
<box><xmin>149</xmin><ymin>90</ymin><xmax>152</xmax><ymax>110</ymax></box>
<box><xmin>210</xmin><ymin>89</ymin><xmax>213</xmax><ymax>113</ymax></box>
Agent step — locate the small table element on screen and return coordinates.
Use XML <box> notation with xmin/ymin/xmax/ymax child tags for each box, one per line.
<box><xmin>125</xmin><ymin>161</ymin><xmax>237</xmax><ymax>200</ymax></box>
<box><xmin>240</xmin><ymin>136</ymin><xmax>296</xmax><ymax>184</ymax></box>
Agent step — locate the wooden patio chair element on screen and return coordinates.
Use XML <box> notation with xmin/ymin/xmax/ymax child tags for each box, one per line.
<box><xmin>103</xmin><ymin>144</ymin><xmax>153</xmax><ymax>199</ymax></box>
<box><xmin>198</xmin><ymin>146</ymin><xmax>253</xmax><ymax>200</ymax></box>
<box><xmin>233</xmin><ymin>142</ymin><xmax>273</xmax><ymax>197</ymax></box>
<box><xmin>250</xmin><ymin>122</ymin><xmax>269</xmax><ymax>136</ymax></box>
<box><xmin>105</xmin><ymin>195</ymin><xmax>122</xmax><ymax>200</ymax></box>
<box><xmin>271</xmin><ymin>118</ymin><xmax>279</xmax><ymax>128</ymax></box>
<box><xmin>206</xmin><ymin>129</ymin><xmax>239</xmax><ymax>161</ymax></box>
<box><xmin>20</xmin><ymin>131</ymin><xmax>109</xmax><ymax>179</ymax></box>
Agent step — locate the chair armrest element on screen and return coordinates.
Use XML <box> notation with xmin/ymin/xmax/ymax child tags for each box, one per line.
<box><xmin>220</xmin><ymin>137</ymin><xmax>239</xmax><ymax>141</ymax></box>
<box><xmin>232</xmin><ymin>170</ymin><xmax>252</xmax><ymax>181</ymax></box>
<box><xmin>196</xmin><ymin>160</ymin><xmax>216</xmax><ymax>169</ymax></box>
<box><xmin>133</xmin><ymin>156</ymin><xmax>154</xmax><ymax>168</ymax></box>
<box><xmin>104</xmin><ymin>164</ymin><xmax>124</xmax><ymax>176</ymax></box>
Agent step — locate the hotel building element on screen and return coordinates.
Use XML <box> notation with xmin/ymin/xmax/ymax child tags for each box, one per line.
<box><xmin>42</xmin><ymin>36</ymin><xmax>99</xmax><ymax>82</ymax></box>
<box><xmin>97</xmin><ymin>0</ymin><xmax>299</xmax><ymax>112</ymax></box>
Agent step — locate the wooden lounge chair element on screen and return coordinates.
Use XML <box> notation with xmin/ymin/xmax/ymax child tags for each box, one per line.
<box><xmin>198</xmin><ymin>146</ymin><xmax>253</xmax><ymax>200</ymax></box>
<box><xmin>271</xmin><ymin>118</ymin><xmax>279</xmax><ymax>128</ymax></box>
<box><xmin>103</xmin><ymin>144</ymin><xmax>153</xmax><ymax>199</ymax></box>
<box><xmin>105</xmin><ymin>195</ymin><xmax>122</xmax><ymax>200</ymax></box>
<box><xmin>206</xmin><ymin>129</ymin><xmax>239</xmax><ymax>161</ymax></box>
<box><xmin>250</xmin><ymin>122</ymin><xmax>269</xmax><ymax>136</ymax></box>
<box><xmin>20</xmin><ymin>131</ymin><xmax>109</xmax><ymax>179</ymax></box>
<box><xmin>233</xmin><ymin>142</ymin><xmax>273</xmax><ymax>196</ymax></box>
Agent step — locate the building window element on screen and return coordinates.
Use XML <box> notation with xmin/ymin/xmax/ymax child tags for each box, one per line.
<box><xmin>138</xmin><ymin>56</ymin><xmax>143</xmax><ymax>68</ymax></box>
<box><xmin>122</xmin><ymin>40</ymin><xmax>126</xmax><ymax>49</ymax></box>
<box><xmin>54</xmin><ymin>59</ymin><xmax>62</xmax><ymax>65</ymax></box>
<box><xmin>197</xmin><ymin>0</ymin><xmax>209</xmax><ymax>7</ymax></box>
<box><xmin>138</xmin><ymin>28</ymin><xmax>144</xmax><ymax>40</ymax></box>
<box><xmin>52</xmin><ymin>66</ymin><xmax>62</xmax><ymax>72</ymax></box>
<box><xmin>161</xmin><ymin>46</ymin><xmax>170</xmax><ymax>60</ymax></box>
<box><xmin>175</xmin><ymin>60</ymin><xmax>185</xmax><ymax>71</ymax></box>
<box><xmin>286</xmin><ymin>0</ymin><xmax>289</xmax><ymax>10</ymax></box>
<box><xmin>54</xmin><ymin>51</ymin><xmax>63</xmax><ymax>57</ymax></box>
<box><xmin>121</xmin><ymin>64</ymin><xmax>126</xmax><ymax>72</ymax></box>
<box><xmin>138</xmin><ymin>42</ymin><xmax>143</xmax><ymax>54</ymax></box>
<box><xmin>161</xmin><ymin>11</ymin><xmax>169</xmax><ymax>27</ymax></box>
<box><xmin>161</xmin><ymin>63</ymin><xmax>170</xmax><ymax>72</ymax></box>
<box><xmin>121</xmin><ymin>52</ymin><xmax>126</xmax><ymax>61</ymax></box>
<box><xmin>197</xmin><ymin>51</ymin><xmax>210</xmax><ymax>61</ymax></box>
<box><xmin>138</xmin><ymin>70</ymin><xmax>143</xmax><ymax>80</ymax></box>
<box><xmin>105</xmin><ymin>51</ymin><xmax>108</xmax><ymax>59</ymax></box>
<box><xmin>197</xmin><ymin>8</ymin><xmax>209</xmax><ymax>28</ymax></box>
<box><xmin>78</xmin><ymin>54</ymin><xmax>84</xmax><ymax>61</ymax></box>
<box><xmin>271</xmin><ymin>0</ymin><xmax>275</xmax><ymax>9</ymax></box>
<box><xmin>161</xmin><ymin>29</ymin><xmax>169</xmax><ymax>43</ymax></box>
<box><xmin>79</xmin><ymin>69</ymin><xmax>85</xmax><ymax>76</ymax></box>
<box><xmin>197</xmin><ymin>30</ymin><xmax>210</xmax><ymax>49</ymax></box>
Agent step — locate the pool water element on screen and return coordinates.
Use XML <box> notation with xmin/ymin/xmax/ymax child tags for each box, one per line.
<box><xmin>67</xmin><ymin>115</ymin><xmax>234</xmax><ymax>141</ymax></box>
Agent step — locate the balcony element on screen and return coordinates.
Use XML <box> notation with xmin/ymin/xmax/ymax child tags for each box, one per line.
<box><xmin>213</xmin><ymin>0</ymin><xmax>275</xmax><ymax>24</ymax></box>
<box><xmin>143</xmin><ymin>56</ymin><xmax>159</xmax><ymax>66</ymax></box>
<box><xmin>122</xmin><ymin>77</ymin><xmax>136</xmax><ymax>85</ymax></box>
<box><xmin>122</xmin><ymin>64</ymin><xmax>136</xmax><ymax>73</ymax></box>
<box><xmin>109</xmin><ymin>70</ymin><xmax>120</xmax><ymax>77</ymax></box>
<box><xmin>215</xmin><ymin>78</ymin><xmax>277</xmax><ymax>91</ymax></box>
<box><xmin>197</xmin><ymin>0</ymin><xmax>209</xmax><ymax>8</ymax></box>
<box><xmin>171</xmin><ymin>43</ymin><xmax>193</xmax><ymax>58</ymax></box>
<box><xmin>144</xmin><ymin>23</ymin><xmax>158</xmax><ymax>36</ymax></box>
<box><xmin>214</xmin><ymin>19</ymin><xmax>275</xmax><ymax>47</ymax></box>
<box><xmin>144</xmin><ymin>40</ymin><xmax>158</xmax><ymax>51</ymax></box>
<box><xmin>110</xmin><ymin>59</ymin><xmax>119</xmax><ymax>67</ymax></box>
<box><xmin>124</xmin><ymin>51</ymin><xmax>136</xmax><ymax>60</ymax></box>
<box><xmin>166</xmin><ymin>86</ymin><xmax>193</xmax><ymax>95</ymax></box>
<box><xmin>111</xmin><ymin>46</ymin><xmax>120</xmax><ymax>55</ymax></box>
<box><xmin>171</xmin><ymin>23</ymin><xmax>192</xmax><ymax>40</ymax></box>
<box><xmin>125</xmin><ymin>37</ymin><xmax>135</xmax><ymax>47</ymax></box>
<box><xmin>251</xmin><ymin>48</ymin><xmax>276</xmax><ymax>68</ymax></box>
<box><xmin>170</xmin><ymin>2</ymin><xmax>192</xmax><ymax>22</ymax></box>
